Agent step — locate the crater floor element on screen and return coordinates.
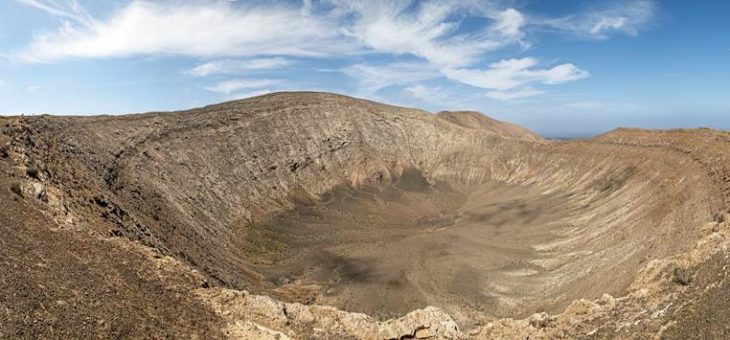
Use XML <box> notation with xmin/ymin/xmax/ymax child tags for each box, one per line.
<box><xmin>247</xmin><ymin>165</ymin><xmax>669</xmax><ymax>324</ymax></box>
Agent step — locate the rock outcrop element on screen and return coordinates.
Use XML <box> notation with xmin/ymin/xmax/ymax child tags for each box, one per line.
<box><xmin>199</xmin><ymin>288</ymin><xmax>461</xmax><ymax>339</ymax></box>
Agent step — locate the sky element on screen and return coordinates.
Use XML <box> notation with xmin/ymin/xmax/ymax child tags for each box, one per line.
<box><xmin>0</xmin><ymin>0</ymin><xmax>729</xmax><ymax>138</ymax></box>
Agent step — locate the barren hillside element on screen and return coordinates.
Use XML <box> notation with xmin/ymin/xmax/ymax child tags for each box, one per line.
<box><xmin>1</xmin><ymin>92</ymin><xmax>729</xmax><ymax>339</ymax></box>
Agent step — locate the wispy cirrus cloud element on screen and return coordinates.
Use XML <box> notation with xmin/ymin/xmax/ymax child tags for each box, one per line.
<box><xmin>186</xmin><ymin>57</ymin><xmax>291</xmax><ymax>77</ymax></box>
<box><xmin>203</xmin><ymin>78</ymin><xmax>280</xmax><ymax>95</ymax></box>
<box><xmin>7</xmin><ymin>0</ymin><xmax>656</xmax><ymax>102</ymax></box>
<box><xmin>10</xmin><ymin>1</ymin><xmax>349</xmax><ymax>62</ymax></box>
<box><xmin>9</xmin><ymin>0</ymin><xmax>530</xmax><ymax>67</ymax></box>
<box><xmin>12</xmin><ymin>0</ymin><xmax>97</xmax><ymax>27</ymax></box>
<box><xmin>403</xmin><ymin>84</ymin><xmax>442</xmax><ymax>101</ymax></box>
<box><xmin>225</xmin><ymin>88</ymin><xmax>274</xmax><ymax>101</ymax></box>
<box><xmin>442</xmin><ymin>58</ymin><xmax>589</xmax><ymax>100</ymax></box>
<box><xmin>331</xmin><ymin>1</ymin><xmax>526</xmax><ymax>67</ymax></box>
<box><xmin>341</xmin><ymin>62</ymin><xmax>440</xmax><ymax>96</ymax></box>
<box><xmin>538</xmin><ymin>0</ymin><xmax>656</xmax><ymax>39</ymax></box>
<box><xmin>485</xmin><ymin>87</ymin><xmax>544</xmax><ymax>101</ymax></box>
<box><xmin>10</xmin><ymin>0</ymin><xmax>655</xmax><ymax>61</ymax></box>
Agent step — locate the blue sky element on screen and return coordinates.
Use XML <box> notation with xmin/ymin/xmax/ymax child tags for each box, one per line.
<box><xmin>0</xmin><ymin>0</ymin><xmax>728</xmax><ymax>137</ymax></box>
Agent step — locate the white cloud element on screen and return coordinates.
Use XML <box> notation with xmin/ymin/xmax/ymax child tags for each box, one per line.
<box><xmin>12</xmin><ymin>0</ymin><xmax>97</xmax><ymax>28</ymax></box>
<box><xmin>443</xmin><ymin>58</ymin><xmax>589</xmax><ymax>92</ymax></box>
<box><xmin>335</xmin><ymin>1</ymin><xmax>524</xmax><ymax>67</ymax></box>
<box><xmin>11</xmin><ymin>1</ymin><xmax>348</xmax><ymax>62</ymax></box>
<box><xmin>590</xmin><ymin>17</ymin><xmax>628</xmax><ymax>35</ymax></box>
<box><xmin>342</xmin><ymin>62</ymin><xmax>440</xmax><ymax>95</ymax></box>
<box><xmin>485</xmin><ymin>87</ymin><xmax>544</xmax><ymax>101</ymax></box>
<box><xmin>186</xmin><ymin>57</ymin><xmax>291</xmax><ymax>77</ymax></box>
<box><xmin>10</xmin><ymin>0</ymin><xmax>530</xmax><ymax>68</ymax></box>
<box><xmin>492</xmin><ymin>8</ymin><xmax>525</xmax><ymax>40</ymax></box>
<box><xmin>10</xmin><ymin>0</ymin><xmax>644</xmax><ymax>101</ymax></box>
<box><xmin>400</xmin><ymin>84</ymin><xmax>469</xmax><ymax>107</ymax></box>
<box><xmin>540</xmin><ymin>0</ymin><xmax>655</xmax><ymax>39</ymax></box>
<box><xmin>227</xmin><ymin>88</ymin><xmax>273</xmax><ymax>100</ymax></box>
<box><xmin>203</xmin><ymin>78</ymin><xmax>279</xmax><ymax>95</ymax></box>
<box><xmin>26</xmin><ymin>85</ymin><xmax>41</xmax><ymax>91</ymax></box>
<box><xmin>403</xmin><ymin>84</ymin><xmax>442</xmax><ymax>101</ymax></box>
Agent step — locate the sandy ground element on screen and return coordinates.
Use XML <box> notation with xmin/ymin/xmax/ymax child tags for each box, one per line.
<box><xmin>248</xmin><ymin>169</ymin><xmax>621</xmax><ymax>324</ymax></box>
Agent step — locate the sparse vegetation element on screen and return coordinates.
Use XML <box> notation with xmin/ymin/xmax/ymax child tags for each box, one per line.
<box><xmin>26</xmin><ymin>166</ymin><xmax>39</xmax><ymax>179</ymax></box>
<box><xmin>673</xmin><ymin>267</ymin><xmax>692</xmax><ymax>286</ymax></box>
<box><xmin>1</xmin><ymin>92</ymin><xmax>729</xmax><ymax>338</ymax></box>
<box><xmin>713</xmin><ymin>212</ymin><xmax>726</xmax><ymax>223</ymax></box>
<box><xmin>0</xmin><ymin>144</ymin><xmax>8</xmax><ymax>158</ymax></box>
<box><xmin>9</xmin><ymin>181</ymin><xmax>22</xmax><ymax>197</ymax></box>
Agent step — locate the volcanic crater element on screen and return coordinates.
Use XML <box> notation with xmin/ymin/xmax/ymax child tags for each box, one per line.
<box><xmin>2</xmin><ymin>92</ymin><xmax>730</xmax><ymax>339</ymax></box>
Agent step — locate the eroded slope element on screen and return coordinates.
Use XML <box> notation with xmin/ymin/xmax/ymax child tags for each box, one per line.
<box><xmin>2</xmin><ymin>92</ymin><xmax>729</xmax><ymax>338</ymax></box>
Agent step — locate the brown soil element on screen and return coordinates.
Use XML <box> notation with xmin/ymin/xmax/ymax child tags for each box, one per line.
<box><xmin>0</xmin><ymin>158</ymin><xmax>225</xmax><ymax>339</ymax></box>
<box><xmin>1</xmin><ymin>92</ymin><xmax>729</xmax><ymax>339</ymax></box>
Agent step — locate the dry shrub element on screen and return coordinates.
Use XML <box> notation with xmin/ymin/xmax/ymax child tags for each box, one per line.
<box><xmin>9</xmin><ymin>182</ymin><xmax>22</xmax><ymax>197</ymax></box>
<box><xmin>673</xmin><ymin>267</ymin><xmax>692</xmax><ymax>286</ymax></box>
<box><xmin>26</xmin><ymin>166</ymin><xmax>39</xmax><ymax>179</ymax></box>
<box><xmin>713</xmin><ymin>212</ymin><xmax>726</xmax><ymax>223</ymax></box>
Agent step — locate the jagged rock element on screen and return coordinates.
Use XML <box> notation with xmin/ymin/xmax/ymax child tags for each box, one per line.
<box><xmin>197</xmin><ymin>288</ymin><xmax>462</xmax><ymax>339</ymax></box>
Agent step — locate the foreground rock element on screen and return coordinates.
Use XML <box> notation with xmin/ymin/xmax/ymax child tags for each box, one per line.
<box><xmin>199</xmin><ymin>289</ymin><xmax>461</xmax><ymax>339</ymax></box>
